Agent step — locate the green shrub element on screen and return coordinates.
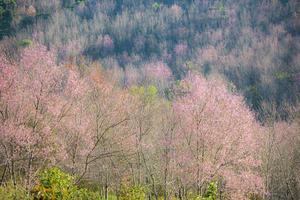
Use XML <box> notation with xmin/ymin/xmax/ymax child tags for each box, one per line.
<box><xmin>0</xmin><ymin>183</ymin><xmax>32</xmax><ymax>200</ymax></box>
<box><xmin>274</xmin><ymin>71</ymin><xmax>291</xmax><ymax>80</ymax></box>
<box><xmin>187</xmin><ymin>182</ymin><xmax>218</xmax><ymax>200</ymax></box>
<box><xmin>69</xmin><ymin>188</ymin><xmax>101</xmax><ymax>200</ymax></box>
<box><xmin>17</xmin><ymin>39</ymin><xmax>32</xmax><ymax>47</ymax></box>
<box><xmin>101</xmin><ymin>194</ymin><xmax>118</xmax><ymax>200</ymax></box>
<box><xmin>120</xmin><ymin>185</ymin><xmax>146</xmax><ymax>200</ymax></box>
<box><xmin>31</xmin><ymin>167</ymin><xmax>74</xmax><ymax>199</ymax></box>
<box><xmin>130</xmin><ymin>85</ymin><xmax>157</xmax><ymax>103</ymax></box>
<box><xmin>152</xmin><ymin>2</ymin><xmax>161</xmax><ymax>10</ymax></box>
<box><xmin>203</xmin><ymin>182</ymin><xmax>218</xmax><ymax>200</ymax></box>
<box><xmin>31</xmin><ymin>167</ymin><xmax>101</xmax><ymax>200</ymax></box>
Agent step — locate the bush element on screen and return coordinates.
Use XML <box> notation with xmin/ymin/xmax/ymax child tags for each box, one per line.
<box><xmin>203</xmin><ymin>182</ymin><xmax>218</xmax><ymax>200</ymax></box>
<box><xmin>0</xmin><ymin>184</ymin><xmax>32</xmax><ymax>200</ymax></box>
<box><xmin>31</xmin><ymin>167</ymin><xmax>101</xmax><ymax>200</ymax></box>
<box><xmin>187</xmin><ymin>182</ymin><xmax>218</xmax><ymax>200</ymax></box>
<box><xmin>31</xmin><ymin>167</ymin><xmax>74</xmax><ymax>199</ymax></box>
<box><xmin>120</xmin><ymin>185</ymin><xmax>146</xmax><ymax>200</ymax></box>
<box><xmin>17</xmin><ymin>39</ymin><xmax>32</xmax><ymax>47</ymax></box>
<box><xmin>69</xmin><ymin>188</ymin><xmax>102</xmax><ymax>200</ymax></box>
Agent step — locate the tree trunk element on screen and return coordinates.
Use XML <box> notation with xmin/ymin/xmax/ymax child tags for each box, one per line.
<box><xmin>105</xmin><ymin>174</ymin><xmax>108</xmax><ymax>200</ymax></box>
<box><xmin>0</xmin><ymin>163</ymin><xmax>7</xmax><ymax>186</ymax></box>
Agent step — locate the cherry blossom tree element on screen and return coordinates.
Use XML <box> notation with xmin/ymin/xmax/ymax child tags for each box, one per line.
<box><xmin>262</xmin><ymin>116</ymin><xmax>300</xmax><ymax>200</ymax></box>
<box><xmin>173</xmin><ymin>72</ymin><xmax>263</xmax><ymax>199</ymax></box>
<box><xmin>142</xmin><ymin>61</ymin><xmax>173</xmax><ymax>92</ymax></box>
<box><xmin>0</xmin><ymin>44</ymin><xmax>136</xmax><ymax>190</ymax></box>
<box><xmin>174</xmin><ymin>43</ymin><xmax>188</xmax><ymax>56</ymax></box>
<box><xmin>60</xmin><ymin>66</ymin><xmax>134</xmax><ymax>184</ymax></box>
<box><xmin>0</xmin><ymin>44</ymin><xmax>65</xmax><ymax>188</ymax></box>
<box><xmin>154</xmin><ymin>104</ymin><xmax>178</xmax><ymax>200</ymax></box>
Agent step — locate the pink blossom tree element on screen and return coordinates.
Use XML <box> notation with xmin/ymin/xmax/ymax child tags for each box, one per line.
<box><xmin>0</xmin><ymin>44</ymin><xmax>66</xmax><ymax>188</ymax></box>
<box><xmin>174</xmin><ymin>43</ymin><xmax>188</xmax><ymax>56</ymax></box>
<box><xmin>58</xmin><ymin>66</ymin><xmax>134</xmax><ymax>184</ymax></box>
<box><xmin>262</xmin><ymin>117</ymin><xmax>300</xmax><ymax>200</ymax></box>
<box><xmin>142</xmin><ymin>61</ymin><xmax>173</xmax><ymax>90</ymax></box>
<box><xmin>154</xmin><ymin>104</ymin><xmax>179</xmax><ymax>200</ymax></box>
<box><xmin>170</xmin><ymin>4</ymin><xmax>183</xmax><ymax>19</ymax></box>
<box><xmin>173</xmin><ymin>73</ymin><xmax>263</xmax><ymax>199</ymax></box>
<box><xmin>0</xmin><ymin>44</ymin><xmax>135</xmax><ymax>189</ymax></box>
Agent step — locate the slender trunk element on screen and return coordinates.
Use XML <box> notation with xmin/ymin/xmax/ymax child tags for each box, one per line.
<box><xmin>137</xmin><ymin>150</ymin><xmax>141</xmax><ymax>185</ymax></box>
<box><xmin>264</xmin><ymin>126</ymin><xmax>275</xmax><ymax>200</ymax></box>
<box><xmin>129</xmin><ymin>163</ymin><xmax>135</xmax><ymax>185</ymax></box>
<box><xmin>138</xmin><ymin>124</ymin><xmax>143</xmax><ymax>185</ymax></box>
<box><xmin>196</xmin><ymin>139</ymin><xmax>200</xmax><ymax>196</ymax></box>
<box><xmin>105</xmin><ymin>174</ymin><xmax>108</xmax><ymax>200</ymax></box>
<box><xmin>200</xmin><ymin>140</ymin><xmax>205</xmax><ymax>195</ymax></box>
<box><xmin>116</xmin><ymin>193</ymin><xmax>120</xmax><ymax>200</ymax></box>
<box><xmin>183</xmin><ymin>186</ymin><xmax>186</xmax><ymax>200</ymax></box>
<box><xmin>164</xmin><ymin>148</ymin><xmax>169</xmax><ymax>200</ymax></box>
<box><xmin>180</xmin><ymin>187</ymin><xmax>184</xmax><ymax>200</ymax></box>
<box><xmin>178</xmin><ymin>188</ymin><xmax>182</xmax><ymax>200</ymax></box>
<box><xmin>218</xmin><ymin>180</ymin><xmax>223</xmax><ymax>200</ymax></box>
<box><xmin>151</xmin><ymin>174</ymin><xmax>158</xmax><ymax>200</ymax></box>
<box><xmin>286</xmin><ymin>181</ymin><xmax>295</xmax><ymax>200</ymax></box>
<box><xmin>115</xmin><ymin>184</ymin><xmax>119</xmax><ymax>199</ymax></box>
<box><xmin>0</xmin><ymin>163</ymin><xmax>7</xmax><ymax>186</ymax></box>
<box><xmin>146</xmin><ymin>177</ymin><xmax>151</xmax><ymax>200</ymax></box>
<box><xmin>11</xmin><ymin>160</ymin><xmax>16</xmax><ymax>186</ymax></box>
<box><xmin>8</xmin><ymin>144</ymin><xmax>16</xmax><ymax>186</ymax></box>
<box><xmin>136</xmin><ymin>121</ymin><xmax>143</xmax><ymax>186</ymax></box>
<box><xmin>164</xmin><ymin>175</ymin><xmax>167</xmax><ymax>199</ymax></box>
<box><xmin>116</xmin><ymin>184</ymin><xmax>120</xmax><ymax>200</ymax></box>
<box><xmin>26</xmin><ymin>151</ymin><xmax>33</xmax><ymax>191</ymax></box>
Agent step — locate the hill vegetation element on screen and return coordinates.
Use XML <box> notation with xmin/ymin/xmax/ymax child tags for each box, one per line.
<box><xmin>0</xmin><ymin>0</ymin><xmax>299</xmax><ymax>199</ymax></box>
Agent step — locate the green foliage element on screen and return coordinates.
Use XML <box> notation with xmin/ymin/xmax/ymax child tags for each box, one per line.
<box><xmin>69</xmin><ymin>188</ymin><xmax>101</xmax><ymax>200</ymax></box>
<box><xmin>0</xmin><ymin>6</ymin><xmax>4</xmax><ymax>17</ymax></box>
<box><xmin>120</xmin><ymin>185</ymin><xmax>146</xmax><ymax>200</ymax></box>
<box><xmin>249</xmin><ymin>193</ymin><xmax>264</xmax><ymax>200</ymax></box>
<box><xmin>217</xmin><ymin>2</ymin><xmax>226</xmax><ymax>15</ymax></box>
<box><xmin>130</xmin><ymin>85</ymin><xmax>145</xmax><ymax>96</ymax></box>
<box><xmin>32</xmin><ymin>167</ymin><xmax>74</xmax><ymax>199</ymax></box>
<box><xmin>147</xmin><ymin>85</ymin><xmax>158</xmax><ymax>97</ymax></box>
<box><xmin>0</xmin><ymin>183</ymin><xmax>32</xmax><ymax>200</ymax></box>
<box><xmin>40</xmin><ymin>167</ymin><xmax>73</xmax><ymax>190</ymax></box>
<box><xmin>31</xmin><ymin>167</ymin><xmax>101</xmax><ymax>200</ymax></box>
<box><xmin>18</xmin><ymin>39</ymin><xmax>33</xmax><ymax>47</ymax></box>
<box><xmin>186</xmin><ymin>61</ymin><xmax>194</xmax><ymax>70</ymax></box>
<box><xmin>100</xmin><ymin>194</ymin><xmax>118</xmax><ymax>200</ymax></box>
<box><xmin>203</xmin><ymin>182</ymin><xmax>218</xmax><ymax>200</ymax></box>
<box><xmin>130</xmin><ymin>85</ymin><xmax>158</xmax><ymax>103</ymax></box>
<box><xmin>274</xmin><ymin>71</ymin><xmax>291</xmax><ymax>80</ymax></box>
<box><xmin>187</xmin><ymin>182</ymin><xmax>218</xmax><ymax>200</ymax></box>
<box><xmin>152</xmin><ymin>2</ymin><xmax>161</xmax><ymax>10</ymax></box>
<box><xmin>75</xmin><ymin>0</ymin><xmax>86</xmax><ymax>4</ymax></box>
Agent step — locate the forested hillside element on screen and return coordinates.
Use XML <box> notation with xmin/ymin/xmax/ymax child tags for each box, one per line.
<box><xmin>0</xmin><ymin>0</ymin><xmax>299</xmax><ymax>199</ymax></box>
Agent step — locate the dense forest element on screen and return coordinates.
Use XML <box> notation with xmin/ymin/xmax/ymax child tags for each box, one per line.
<box><xmin>0</xmin><ymin>0</ymin><xmax>299</xmax><ymax>199</ymax></box>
